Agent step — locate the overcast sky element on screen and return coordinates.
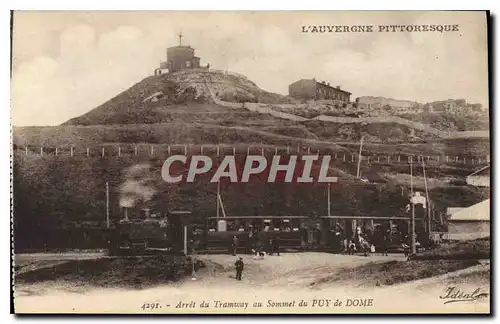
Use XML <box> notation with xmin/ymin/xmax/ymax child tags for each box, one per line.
<box><xmin>11</xmin><ymin>11</ymin><xmax>488</xmax><ymax>126</ymax></box>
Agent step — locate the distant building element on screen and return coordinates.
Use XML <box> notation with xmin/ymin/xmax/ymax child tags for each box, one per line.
<box><xmin>288</xmin><ymin>79</ymin><xmax>351</xmax><ymax>102</ymax></box>
<box><xmin>447</xmin><ymin>199</ymin><xmax>490</xmax><ymax>240</ymax></box>
<box><xmin>466</xmin><ymin>165</ymin><xmax>490</xmax><ymax>187</ymax></box>
<box><xmin>155</xmin><ymin>33</ymin><xmax>201</xmax><ymax>75</ymax></box>
<box><xmin>355</xmin><ymin>96</ymin><xmax>420</xmax><ymax>114</ymax></box>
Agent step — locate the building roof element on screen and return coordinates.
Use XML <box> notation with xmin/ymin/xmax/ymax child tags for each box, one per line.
<box><xmin>316</xmin><ymin>81</ymin><xmax>352</xmax><ymax>95</ymax></box>
<box><xmin>467</xmin><ymin>165</ymin><xmax>490</xmax><ymax>177</ymax></box>
<box><xmin>447</xmin><ymin>207</ymin><xmax>464</xmax><ymax>216</ymax></box>
<box><xmin>449</xmin><ymin>199</ymin><xmax>490</xmax><ymax>222</ymax></box>
<box><xmin>289</xmin><ymin>79</ymin><xmax>352</xmax><ymax>95</ymax></box>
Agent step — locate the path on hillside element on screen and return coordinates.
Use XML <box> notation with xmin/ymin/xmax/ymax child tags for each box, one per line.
<box><xmin>202</xmin><ymin>76</ymin><xmax>489</xmax><ymax>140</ymax></box>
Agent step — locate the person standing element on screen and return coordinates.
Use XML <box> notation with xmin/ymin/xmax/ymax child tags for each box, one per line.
<box><xmin>232</xmin><ymin>235</ymin><xmax>239</xmax><ymax>256</ymax></box>
<box><xmin>272</xmin><ymin>236</ymin><xmax>280</xmax><ymax>256</ymax></box>
<box><xmin>382</xmin><ymin>232</ymin><xmax>390</xmax><ymax>256</ymax></box>
<box><xmin>235</xmin><ymin>257</ymin><xmax>244</xmax><ymax>281</ymax></box>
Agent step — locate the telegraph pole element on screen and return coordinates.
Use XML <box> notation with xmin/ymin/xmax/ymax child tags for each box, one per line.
<box><xmin>356</xmin><ymin>136</ymin><xmax>364</xmax><ymax>178</ymax></box>
<box><xmin>410</xmin><ymin>159</ymin><xmax>416</xmax><ymax>255</ymax></box>
<box><xmin>327</xmin><ymin>184</ymin><xmax>331</xmax><ymax>217</ymax></box>
<box><xmin>216</xmin><ymin>181</ymin><xmax>220</xmax><ymax>218</ymax></box>
<box><xmin>422</xmin><ymin>161</ymin><xmax>431</xmax><ymax>233</ymax></box>
<box><xmin>106</xmin><ymin>181</ymin><xmax>110</xmax><ymax>229</ymax></box>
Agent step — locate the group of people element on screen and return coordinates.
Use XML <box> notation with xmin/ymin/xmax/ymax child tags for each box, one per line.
<box><xmin>231</xmin><ymin>234</ymin><xmax>281</xmax><ymax>257</ymax></box>
<box><xmin>342</xmin><ymin>235</ymin><xmax>376</xmax><ymax>257</ymax></box>
<box><xmin>231</xmin><ymin>232</ymin><xmax>281</xmax><ymax>281</ymax></box>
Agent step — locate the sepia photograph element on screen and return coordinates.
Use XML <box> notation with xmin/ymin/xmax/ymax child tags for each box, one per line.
<box><xmin>10</xmin><ymin>10</ymin><xmax>491</xmax><ymax>314</ymax></box>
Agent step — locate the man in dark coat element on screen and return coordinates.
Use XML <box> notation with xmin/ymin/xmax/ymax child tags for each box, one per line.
<box><xmin>232</xmin><ymin>235</ymin><xmax>239</xmax><ymax>256</ymax></box>
<box><xmin>272</xmin><ymin>236</ymin><xmax>280</xmax><ymax>256</ymax></box>
<box><xmin>382</xmin><ymin>232</ymin><xmax>390</xmax><ymax>256</ymax></box>
<box><xmin>235</xmin><ymin>257</ymin><xmax>244</xmax><ymax>280</ymax></box>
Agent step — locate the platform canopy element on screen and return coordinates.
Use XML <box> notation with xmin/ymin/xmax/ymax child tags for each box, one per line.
<box><xmin>449</xmin><ymin>199</ymin><xmax>490</xmax><ymax>222</ymax></box>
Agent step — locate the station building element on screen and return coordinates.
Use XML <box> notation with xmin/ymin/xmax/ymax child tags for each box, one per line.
<box><xmin>288</xmin><ymin>79</ymin><xmax>351</xmax><ymax>102</ymax></box>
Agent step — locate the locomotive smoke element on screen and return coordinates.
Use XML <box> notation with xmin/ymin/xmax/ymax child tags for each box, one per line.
<box><xmin>119</xmin><ymin>163</ymin><xmax>157</xmax><ymax>208</ymax></box>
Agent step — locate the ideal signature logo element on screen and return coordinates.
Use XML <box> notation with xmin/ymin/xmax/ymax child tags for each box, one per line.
<box><xmin>440</xmin><ymin>287</ymin><xmax>489</xmax><ymax>304</ymax></box>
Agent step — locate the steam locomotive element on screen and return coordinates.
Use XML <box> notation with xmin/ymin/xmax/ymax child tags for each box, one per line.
<box><xmin>107</xmin><ymin>208</ymin><xmax>195</xmax><ymax>255</ymax></box>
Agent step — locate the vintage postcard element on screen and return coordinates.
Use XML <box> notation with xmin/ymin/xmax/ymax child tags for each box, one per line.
<box><xmin>11</xmin><ymin>11</ymin><xmax>491</xmax><ymax>314</ymax></box>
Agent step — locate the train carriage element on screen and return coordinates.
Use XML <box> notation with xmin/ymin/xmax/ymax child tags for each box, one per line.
<box><xmin>206</xmin><ymin>216</ymin><xmax>309</xmax><ymax>253</ymax></box>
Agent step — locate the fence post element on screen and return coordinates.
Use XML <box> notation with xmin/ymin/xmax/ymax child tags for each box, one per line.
<box><xmin>86</xmin><ymin>148</ymin><xmax>90</xmax><ymax>157</ymax></box>
<box><xmin>261</xmin><ymin>147</ymin><xmax>264</xmax><ymax>156</ymax></box>
<box><xmin>233</xmin><ymin>147</ymin><xmax>236</xmax><ymax>155</ymax></box>
<box><xmin>70</xmin><ymin>146</ymin><xmax>74</xmax><ymax>157</ymax></box>
<box><xmin>398</xmin><ymin>155</ymin><xmax>400</xmax><ymax>163</ymax></box>
<box><xmin>118</xmin><ymin>146</ymin><xmax>121</xmax><ymax>157</ymax></box>
<box><xmin>275</xmin><ymin>147</ymin><xmax>278</xmax><ymax>155</ymax></box>
<box><xmin>25</xmin><ymin>147</ymin><xmax>28</xmax><ymax>156</ymax></box>
<box><xmin>377</xmin><ymin>156</ymin><xmax>380</xmax><ymax>163</ymax></box>
<box><xmin>216</xmin><ymin>146</ymin><xmax>220</xmax><ymax>156</ymax></box>
<box><xmin>343</xmin><ymin>154</ymin><xmax>346</xmax><ymax>162</ymax></box>
<box><xmin>102</xmin><ymin>147</ymin><xmax>105</xmax><ymax>157</ymax></box>
<box><xmin>247</xmin><ymin>147</ymin><xmax>250</xmax><ymax>155</ymax></box>
<box><xmin>150</xmin><ymin>146</ymin><xmax>154</xmax><ymax>156</ymax></box>
<box><xmin>134</xmin><ymin>146</ymin><xmax>138</xmax><ymax>156</ymax></box>
<box><xmin>201</xmin><ymin>145</ymin><xmax>204</xmax><ymax>155</ymax></box>
<box><xmin>167</xmin><ymin>145</ymin><xmax>171</xmax><ymax>155</ymax></box>
<box><xmin>446</xmin><ymin>156</ymin><xmax>449</xmax><ymax>163</ymax></box>
<box><xmin>307</xmin><ymin>147</ymin><xmax>311</xmax><ymax>154</ymax></box>
<box><xmin>40</xmin><ymin>147</ymin><xmax>43</xmax><ymax>156</ymax></box>
<box><xmin>286</xmin><ymin>145</ymin><xmax>290</xmax><ymax>154</ymax></box>
<box><xmin>184</xmin><ymin>145</ymin><xmax>187</xmax><ymax>155</ymax></box>
<box><xmin>55</xmin><ymin>148</ymin><xmax>58</xmax><ymax>156</ymax></box>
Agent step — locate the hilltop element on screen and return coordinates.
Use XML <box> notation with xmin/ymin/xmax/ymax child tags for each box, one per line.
<box><xmin>63</xmin><ymin>69</ymin><xmax>293</xmax><ymax>126</ymax></box>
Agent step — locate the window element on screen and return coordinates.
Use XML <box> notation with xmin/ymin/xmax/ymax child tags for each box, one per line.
<box><xmin>272</xmin><ymin>219</ymin><xmax>282</xmax><ymax>232</ymax></box>
<box><xmin>290</xmin><ymin>219</ymin><xmax>301</xmax><ymax>231</ymax></box>
<box><xmin>226</xmin><ymin>220</ymin><xmax>236</xmax><ymax>231</ymax></box>
<box><xmin>208</xmin><ymin>220</ymin><xmax>217</xmax><ymax>232</ymax></box>
<box><xmin>237</xmin><ymin>220</ymin><xmax>246</xmax><ymax>232</ymax></box>
<box><xmin>283</xmin><ymin>219</ymin><xmax>292</xmax><ymax>232</ymax></box>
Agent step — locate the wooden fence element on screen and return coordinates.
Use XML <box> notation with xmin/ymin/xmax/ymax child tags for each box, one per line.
<box><xmin>16</xmin><ymin>144</ymin><xmax>490</xmax><ymax>167</ymax></box>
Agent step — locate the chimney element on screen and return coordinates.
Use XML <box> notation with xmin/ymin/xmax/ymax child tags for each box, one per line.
<box><xmin>327</xmin><ymin>82</ymin><xmax>330</xmax><ymax>87</ymax></box>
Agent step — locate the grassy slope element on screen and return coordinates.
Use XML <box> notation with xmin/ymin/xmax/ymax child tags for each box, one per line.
<box><xmin>411</xmin><ymin>239</ymin><xmax>491</xmax><ymax>260</ymax></box>
<box><xmin>311</xmin><ymin>259</ymin><xmax>480</xmax><ymax>288</ymax></box>
<box><xmin>15</xmin><ymin>256</ymin><xmax>205</xmax><ymax>290</ymax></box>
